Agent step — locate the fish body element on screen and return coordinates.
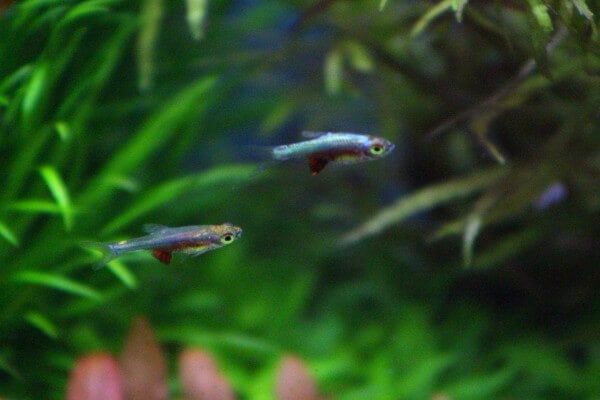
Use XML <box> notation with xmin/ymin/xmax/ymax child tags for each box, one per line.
<box><xmin>270</xmin><ymin>131</ymin><xmax>395</xmax><ymax>175</ymax></box>
<box><xmin>91</xmin><ymin>223</ymin><xmax>242</xmax><ymax>266</ymax></box>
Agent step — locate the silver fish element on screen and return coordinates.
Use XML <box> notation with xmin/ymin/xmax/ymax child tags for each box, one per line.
<box><xmin>88</xmin><ymin>223</ymin><xmax>242</xmax><ymax>266</ymax></box>
<box><xmin>268</xmin><ymin>131</ymin><xmax>395</xmax><ymax>175</ymax></box>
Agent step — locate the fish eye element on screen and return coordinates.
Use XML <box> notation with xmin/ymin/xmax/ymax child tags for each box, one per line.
<box><xmin>221</xmin><ymin>234</ymin><xmax>234</xmax><ymax>244</ymax></box>
<box><xmin>369</xmin><ymin>143</ymin><xmax>384</xmax><ymax>155</ymax></box>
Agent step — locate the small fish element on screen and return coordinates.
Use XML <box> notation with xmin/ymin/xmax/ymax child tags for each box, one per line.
<box><xmin>87</xmin><ymin>223</ymin><xmax>242</xmax><ymax>266</ymax></box>
<box><xmin>267</xmin><ymin>131</ymin><xmax>395</xmax><ymax>175</ymax></box>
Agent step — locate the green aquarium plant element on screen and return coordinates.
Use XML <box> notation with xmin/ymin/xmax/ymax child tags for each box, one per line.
<box><xmin>0</xmin><ymin>0</ymin><xmax>599</xmax><ymax>399</ymax></box>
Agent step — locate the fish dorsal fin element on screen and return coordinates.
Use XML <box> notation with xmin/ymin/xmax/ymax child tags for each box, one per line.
<box><xmin>301</xmin><ymin>130</ymin><xmax>329</xmax><ymax>139</ymax></box>
<box><xmin>152</xmin><ymin>249</ymin><xmax>172</xmax><ymax>265</ymax></box>
<box><xmin>308</xmin><ymin>157</ymin><xmax>329</xmax><ymax>175</ymax></box>
<box><xmin>143</xmin><ymin>224</ymin><xmax>170</xmax><ymax>234</ymax></box>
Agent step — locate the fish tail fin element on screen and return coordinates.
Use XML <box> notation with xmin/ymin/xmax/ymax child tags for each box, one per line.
<box><xmin>80</xmin><ymin>240</ymin><xmax>116</xmax><ymax>270</ymax></box>
<box><xmin>240</xmin><ymin>145</ymin><xmax>283</xmax><ymax>177</ymax></box>
<box><xmin>246</xmin><ymin>145</ymin><xmax>278</xmax><ymax>161</ymax></box>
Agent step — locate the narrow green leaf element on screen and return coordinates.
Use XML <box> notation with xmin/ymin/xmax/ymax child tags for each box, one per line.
<box><xmin>39</xmin><ymin>165</ymin><xmax>74</xmax><ymax>230</ymax></box>
<box><xmin>572</xmin><ymin>0</ymin><xmax>594</xmax><ymax>21</ymax></box>
<box><xmin>379</xmin><ymin>0</ymin><xmax>388</xmax><ymax>11</ymax></box>
<box><xmin>24</xmin><ymin>311</ymin><xmax>59</xmax><ymax>339</ymax></box>
<box><xmin>344</xmin><ymin>41</ymin><xmax>374</xmax><ymax>73</ymax></box>
<box><xmin>22</xmin><ymin>64</ymin><xmax>48</xmax><ymax>122</ymax></box>
<box><xmin>102</xmin><ymin>175</ymin><xmax>141</xmax><ymax>193</ymax></box>
<box><xmin>186</xmin><ymin>0</ymin><xmax>208</xmax><ymax>40</ymax></box>
<box><xmin>324</xmin><ymin>48</ymin><xmax>344</xmax><ymax>95</ymax></box>
<box><xmin>527</xmin><ymin>0</ymin><xmax>553</xmax><ymax>32</ymax></box>
<box><xmin>106</xmin><ymin>259</ymin><xmax>138</xmax><ymax>289</ymax></box>
<box><xmin>137</xmin><ymin>0</ymin><xmax>164</xmax><ymax>91</ymax></box>
<box><xmin>0</xmin><ymin>353</ymin><xmax>20</xmax><ymax>380</ymax></box>
<box><xmin>452</xmin><ymin>0</ymin><xmax>469</xmax><ymax>22</ymax></box>
<box><xmin>0</xmin><ymin>220</ymin><xmax>19</xmax><ymax>246</ymax></box>
<box><xmin>13</xmin><ymin>271</ymin><xmax>103</xmax><ymax>301</ymax></box>
<box><xmin>58</xmin><ymin>0</ymin><xmax>116</xmax><ymax>27</ymax></box>
<box><xmin>0</xmin><ymin>64</ymin><xmax>33</xmax><ymax>93</ymax></box>
<box><xmin>159</xmin><ymin>327</ymin><xmax>278</xmax><ymax>359</ymax></box>
<box><xmin>101</xmin><ymin>164</ymin><xmax>257</xmax><ymax>235</ymax></box>
<box><xmin>411</xmin><ymin>0</ymin><xmax>453</xmax><ymax>37</ymax></box>
<box><xmin>7</xmin><ymin>200</ymin><xmax>63</xmax><ymax>214</ymax></box>
<box><xmin>95</xmin><ymin>76</ymin><xmax>217</xmax><ymax>180</ymax></box>
<box><xmin>396</xmin><ymin>354</ymin><xmax>456</xmax><ymax>397</ymax></box>
<box><xmin>444</xmin><ymin>368</ymin><xmax>516</xmax><ymax>399</ymax></box>
<box><xmin>462</xmin><ymin>214</ymin><xmax>481</xmax><ymax>268</ymax></box>
<box><xmin>54</xmin><ymin>121</ymin><xmax>71</xmax><ymax>141</ymax></box>
<box><xmin>260</xmin><ymin>101</ymin><xmax>294</xmax><ymax>134</ymax></box>
<box><xmin>339</xmin><ymin>167</ymin><xmax>506</xmax><ymax>247</ymax></box>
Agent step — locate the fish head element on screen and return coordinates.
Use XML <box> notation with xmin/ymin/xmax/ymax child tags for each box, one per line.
<box><xmin>362</xmin><ymin>136</ymin><xmax>395</xmax><ymax>160</ymax></box>
<box><xmin>210</xmin><ymin>222</ymin><xmax>243</xmax><ymax>246</ymax></box>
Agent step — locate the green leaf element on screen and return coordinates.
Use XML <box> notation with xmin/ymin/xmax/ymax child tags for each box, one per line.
<box><xmin>0</xmin><ymin>220</ymin><xmax>19</xmax><ymax>246</ymax></box>
<box><xmin>0</xmin><ymin>352</ymin><xmax>20</xmax><ymax>380</ymax></box>
<box><xmin>395</xmin><ymin>354</ymin><xmax>456</xmax><ymax>397</ymax></box>
<box><xmin>101</xmin><ymin>164</ymin><xmax>258</xmax><ymax>235</ymax></box>
<box><xmin>58</xmin><ymin>0</ymin><xmax>116</xmax><ymax>27</ymax></box>
<box><xmin>24</xmin><ymin>311</ymin><xmax>59</xmax><ymax>339</ymax></box>
<box><xmin>7</xmin><ymin>200</ymin><xmax>63</xmax><ymax>214</ymax></box>
<box><xmin>0</xmin><ymin>64</ymin><xmax>33</xmax><ymax>93</ymax></box>
<box><xmin>462</xmin><ymin>214</ymin><xmax>482</xmax><ymax>268</ymax></box>
<box><xmin>527</xmin><ymin>0</ymin><xmax>553</xmax><ymax>32</ymax></box>
<box><xmin>572</xmin><ymin>0</ymin><xmax>594</xmax><ymax>21</ymax></box>
<box><xmin>379</xmin><ymin>0</ymin><xmax>388</xmax><ymax>11</ymax></box>
<box><xmin>344</xmin><ymin>41</ymin><xmax>374</xmax><ymax>73</ymax></box>
<box><xmin>444</xmin><ymin>368</ymin><xmax>516</xmax><ymax>399</ymax></box>
<box><xmin>88</xmin><ymin>76</ymin><xmax>218</xmax><ymax>190</ymax></box>
<box><xmin>13</xmin><ymin>271</ymin><xmax>103</xmax><ymax>301</ymax></box>
<box><xmin>54</xmin><ymin>121</ymin><xmax>71</xmax><ymax>141</ymax></box>
<box><xmin>137</xmin><ymin>0</ymin><xmax>164</xmax><ymax>91</ymax></box>
<box><xmin>22</xmin><ymin>64</ymin><xmax>48</xmax><ymax>124</ymax></box>
<box><xmin>260</xmin><ymin>100</ymin><xmax>294</xmax><ymax>134</ymax></box>
<box><xmin>411</xmin><ymin>0</ymin><xmax>453</xmax><ymax>37</ymax></box>
<box><xmin>452</xmin><ymin>0</ymin><xmax>469</xmax><ymax>22</ymax></box>
<box><xmin>324</xmin><ymin>48</ymin><xmax>344</xmax><ymax>95</ymax></box>
<box><xmin>185</xmin><ymin>0</ymin><xmax>209</xmax><ymax>40</ymax></box>
<box><xmin>106</xmin><ymin>259</ymin><xmax>138</xmax><ymax>289</ymax></box>
<box><xmin>339</xmin><ymin>167</ymin><xmax>506</xmax><ymax>247</ymax></box>
<box><xmin>39</xmin><ymin>165</ymin><xmax>74</xmax><ymax>230</ymax></box>
<box><xmin>160</xmin><ymin>327</ymin><xmax>279</xmax><ymax>359</ymax></box>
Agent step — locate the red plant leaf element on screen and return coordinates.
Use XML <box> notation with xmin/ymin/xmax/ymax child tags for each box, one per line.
<box><xmin>178</xmin><ymin>349</ymin><xmax>235</xmax><ymax>400</ymax></box>
<box><xmin>66</xmin><ymin>353</ymin><xmax>124</xmax><ymax>400</ymax></box>
<box><xmin>120</xmin><ymin>316</ymin><xmax>168</xmax><ymax>400</ymax></box>
<box><xmin>275</xmin><ymin>355</ymin><xmax>319</xmax><ymax>400</ymax></box>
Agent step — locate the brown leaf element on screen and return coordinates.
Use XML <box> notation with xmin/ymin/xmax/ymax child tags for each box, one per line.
<box><xmin>120</xmin><ymin>316</ymin><xmax>168</xmax><ymax>400</ymax></box>
<box><xmin>66</xmin><ymin>353</ymin><xmax>124</xmax><ymax>400</ymax></box>
<box><xmin>275</xmin><ymin>355</ymin><xmax>319</xmax><ymax>400</ymax></box>
<box><xmin>178</xmin><ymin>349</ymin><xmax>235</xmax><ymax>400</ymax></box>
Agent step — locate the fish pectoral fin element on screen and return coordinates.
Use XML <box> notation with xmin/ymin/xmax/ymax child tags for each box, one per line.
<box><xmin>308</xmin><ymin>157</ymin><xmax>329</xmax><ymax>175</ymax></box>
<box><xmin>152</xmin><ymin>250</ymin><xmax>172</xmax><ymax>265</ymax></box>
<box><xmin>301</xmin><ymin>130</ymin><xmax>328</xmax><ymax>139</ymax></box>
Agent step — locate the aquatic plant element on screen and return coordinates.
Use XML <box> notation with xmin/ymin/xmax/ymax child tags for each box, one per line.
<box><xmin>1</xmin><ymin>0</ymin><xmax>599</xmax><ymax>399</ymax></box>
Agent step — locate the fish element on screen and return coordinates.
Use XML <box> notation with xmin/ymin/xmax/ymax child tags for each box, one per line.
<box><xmin>267</xmin><ymin>131</ymin><xmax>395</xmax><ymax>175</ymax></box>
<box><xmin>87</xmin><ymin>223</ymin><xmax>242</xmax><ymax>266</ymax></box>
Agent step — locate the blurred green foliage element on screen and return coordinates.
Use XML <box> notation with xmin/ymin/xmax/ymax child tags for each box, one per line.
<box><xmin>1</xmin><ymin>0</ymin><xmax>599</xmax><ymax>398</ymax></box>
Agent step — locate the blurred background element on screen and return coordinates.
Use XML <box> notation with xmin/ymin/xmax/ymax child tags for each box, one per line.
<box><xmin>1</xmin><ymin>0</ymin><xmax>600</xmax><ymax>398</ymax></box>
